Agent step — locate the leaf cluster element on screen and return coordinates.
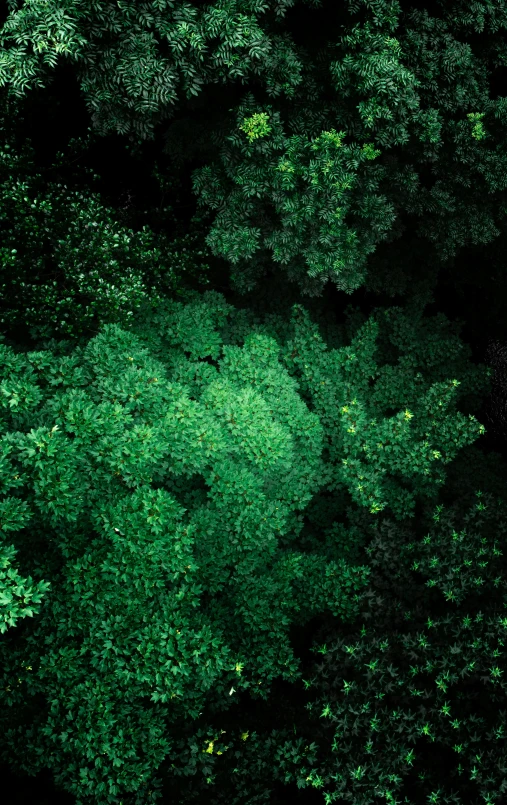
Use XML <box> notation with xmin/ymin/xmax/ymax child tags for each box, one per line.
<box><xmin>217</xmin><ymin>291</ymin><xmax>491</xmax><ymax>521</ymax></box>
<box><xmin>157</xmin><ymin>481</ymin><xmax>507</xmax><ymax>805</ymax></box>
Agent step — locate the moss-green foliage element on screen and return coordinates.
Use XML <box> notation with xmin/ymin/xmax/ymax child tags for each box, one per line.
<box><xmin>2</xmin><ymin>1</ymin><xmax>507</xmax><ymax>298</ymax></box>
<box><xmin>0</xmin><ymin>289</ymin><xmax>492</xmax><ymax>803</ymax></box>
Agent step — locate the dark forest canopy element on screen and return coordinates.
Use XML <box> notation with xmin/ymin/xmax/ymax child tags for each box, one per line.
<box><xmin>2</xmin><ymin>0</ymin><xmax>507</xmax><ymax>308</ymax></box>
<box><xmin>2</xmin><ymin>2</ymin><xmax>507</xmax><ymax>804</ymax></box>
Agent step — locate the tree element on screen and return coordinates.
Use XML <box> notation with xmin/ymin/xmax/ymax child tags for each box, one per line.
<box><xmin>2</xmin><ymin>0</ymin><xmax>507</xmax><ymax>298</ymax></box>
<box><xmin>0</xmin><ymin>288</ymin><xmax>491</xmax><ymax>803</ymax></box>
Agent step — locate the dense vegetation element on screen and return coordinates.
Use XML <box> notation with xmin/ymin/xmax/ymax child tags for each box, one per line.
<box><xmin>2</xmin><ymin>1</ymin><xmax>507</xmax><ymax>804</ymax></box>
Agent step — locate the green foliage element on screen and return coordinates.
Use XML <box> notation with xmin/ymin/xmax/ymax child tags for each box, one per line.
<box><xmin>0</xmin><ymin>0</ymin><xmax>316</xmax><ymax>139</ymax></box>
<box><xmin>0</xmin><ymin>289</ymin><xmax>492</xmax><ymax>803</ymax></box>
<box><xmin>0</xmin><ymin>6</ymin><xmax>505</xmax><ymax>803</ymax></box>
<box><xmin>217</xmin><ymin>293</ymin><xmax>491</xmax><ymax>521</ymax></box>
<box><xmin>2</xmin><ymin>1</ymin><xmax>507</xmax><ymax>297</ymax></box>
<box><xmin>0</xmin><ymin>291</ymin><xmax>372</xmax><ymax>804</ymax></box>
<box><xmin>191</xmin><ymin>92</ymin><xmax>389</xmax><ymax>295</ymax></box>
<box><xmin>0</xmin><ymin>91</ymin><xmax>212</xmax><ymax>345</ymax></box>
<box><xmin>266</xmin><ymin>488</ymin><xmax>507</xmax><ymax>805</ymax></box>
<box><xmin>126</xmin><ymin>486</ymin><xmax>507</xmax><ymax>805</ymax></box>
<box><xmin>189</xmin><ymin>4</ymin><xmax>507</xmax><ymax>295</ymax></box>
<box><xmin>0</xmin><ymin>532</ymin><xmax>51</xmax><ymax>635</ymax></box>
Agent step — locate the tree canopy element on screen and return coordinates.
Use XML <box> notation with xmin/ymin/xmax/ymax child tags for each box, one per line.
<box><xmin>0</xmin><ymin>287</ymin><xmax>493</xmax><ymax>803</ymax></box>
<box><xmin>1</xmin><ymin>0</ymin><xmax>507</xmax><ymax>299</ymax></box>
<box><xmin>2</xmin><ymin>2</ymin><xmax>507</xmax><ymax>804</ymax></box>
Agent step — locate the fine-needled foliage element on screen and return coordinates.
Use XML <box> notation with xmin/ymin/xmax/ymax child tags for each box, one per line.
<box><xmin>0</xmin><ymin>289</ymin><xmax>492</xmax><ymax>804</ymax></box>
<box><xmin>269</xmin><ymin>488</ymin><xmax>507</xmax><ymax>805</ymax></box>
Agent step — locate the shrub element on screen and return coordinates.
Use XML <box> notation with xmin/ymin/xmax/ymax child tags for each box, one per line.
<box><xmin>165</xmin><ymin>483</ymin><xmax>507</xmax><ymax>805</ymax></box>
